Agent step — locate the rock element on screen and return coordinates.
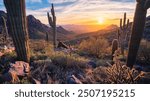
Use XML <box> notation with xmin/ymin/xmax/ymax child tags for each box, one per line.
<box><xmin>0</xmin><ymin>52</ymin><xmax>4</xmax><ymax>57</ymax></box>
<box><xmin>67</xmin><ymin>75</ymin><xmax>77</xmax><ymax>84</ymax></box>
<box><xmin>72</xmin><ymin>75</ymin><xmax>82</xmax><ymax>84</ymax></box>
<box><xmin>0</xmin><ymin>72</ymin><xmax>12</xmax><ymax>83</ymax></box>
<box><xmin>87</xmin><ymin>61</ymin><xmax>97</xmax><ymax>68</ymax></box>
<box><xmin>40</xmin><ymin>73</ymin><xmax>49</xmax><ymax>84</ymax></box>
<box><xmin>1</xmin><ymin>61</ymin><xmax>31</xmax><ymax>83</ymax></box>
<box><xmin>57</xmin><ymin>41</ymin><xmax>69</xmax><ymax>49</ymax></box>
<box><xmin>134</xmin><ymin>65</ymin><xmax>143</xmax><ymax>72</ymax></box>
<box><xmin>67</xmin><ymin>74</ymin><xmax>82</xmax><ymax>84</ymax></box>
<box><xmin>9</xmin><ymin>61</ymin><xmax>30</xmax><ymax>76</ymax></box>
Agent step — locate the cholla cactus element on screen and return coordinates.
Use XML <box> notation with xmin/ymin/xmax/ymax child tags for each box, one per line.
<box><xmin>119</xmin><ymin>12</ymin><xmax>130</xmax><ymax>56</ymax></box>
<box><xmin>127</xmin><ymin>0</ymin><xmax>150</xmax><ymax>68</ymax></box>
<box><xmin>112</xmin><ymin>39</ymin><xmax>119</xmax><ymax>60</ymax></box>
<box><xmin>47</xmin><ymin>4</ymin><xmax>57</xmax><ymax>49</ymax></box>
<box><xmin>4</xmin><ymin>0</ymin><xmax>30</xmax><ymax>62</ymax></box>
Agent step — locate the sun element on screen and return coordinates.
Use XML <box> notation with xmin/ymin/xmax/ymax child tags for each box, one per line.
<box><xmin>98</xmin><ymin>17</ymin><xmax>104</xmax><ymax>24</ymax></box>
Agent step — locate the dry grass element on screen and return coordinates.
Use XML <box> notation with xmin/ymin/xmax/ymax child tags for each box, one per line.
<box><xmin>1</xmin><ymin>39</ymin><xmax>150</xmax><ymax>84</ymax></box>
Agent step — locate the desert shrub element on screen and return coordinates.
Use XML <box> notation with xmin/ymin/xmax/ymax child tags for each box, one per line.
<box><xmin>29</xmin><ymin>40</ymin><xmax>49</xmax><ymax>54</ymax></box>
<box><xmin>96</xmin><ymin>59</ymin><xmax>112</xmax><ymax>67</ymax></box>
<box><xmin>79</xmin><ymin>37</ymin><xmax>109</xmax><ymax>58</ymax></box>
<box><xmin>51</xmin><ymin>52</ymin><xmax>88</xmax><ymax>69</ymax></box>
<box><xmin>30</xmin><ymin>39</ymin><xmax>54</xmax><ymax>61</ymax></box>
<box><xmin>0</xmin><ymin>51</ymin><xmax>16</xmax><ymax>65</ymax></box>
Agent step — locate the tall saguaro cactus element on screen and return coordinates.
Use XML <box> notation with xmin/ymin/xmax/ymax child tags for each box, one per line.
<box><xmin>127</xmin><ymin>0</ymin><xmax>150</xmax><ymax>68</ymax></box>
<box><xmin>4</xmin><ymin>0</ymin><xmax>30</xmax><ymax>62</ymax></box>
<box><xmin>119</xmin><ymin>12</ymin><xmax>130</xmax><ymax>56</ymax></box>
<box><xmin>2</xmin><ymin>16</ymin><xmax>8</xmax><ymax>42</ymax></box>
<box><xmin>47</xmin><ymin>4</ymin><xmax>57</xmax><ymax>49</ymax></box>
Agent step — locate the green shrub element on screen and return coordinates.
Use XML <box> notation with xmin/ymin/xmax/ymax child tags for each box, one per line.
<box><xmin>79</xmin><ymin>37</ymin><xmax>109</xmax><ymax>58</ymax></box>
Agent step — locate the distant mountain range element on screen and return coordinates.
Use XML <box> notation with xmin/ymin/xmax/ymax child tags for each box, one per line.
<box><xmin>66</xmin><ymin>24</ymin><xmax>120</xmax><ymax>44</ymax></box>
<box><xmin>1</xmin><ymin>10</ymin><xmax>150</xmax><ymax>43</ymax></box>
<box><xmin>62</xmin><ymin>24</ymin><xmax>110</xmax><ymax>34</ymax></box>
<box><xmin>0</xmin><ymin>10</ymin><xmax>74</xmax><ymax>41</ymax></box>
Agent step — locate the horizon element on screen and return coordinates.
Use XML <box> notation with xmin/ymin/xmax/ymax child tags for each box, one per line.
<box><xmin>0</xmin><ymin>0</ymin><xmax>137</xmax><ymax>26</ymax></box>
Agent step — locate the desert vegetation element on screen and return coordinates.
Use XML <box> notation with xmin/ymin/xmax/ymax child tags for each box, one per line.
<box><xmin>0</xmin><ymin>0</ymin><xmax>150</xmax><ymax>84</ymax></box>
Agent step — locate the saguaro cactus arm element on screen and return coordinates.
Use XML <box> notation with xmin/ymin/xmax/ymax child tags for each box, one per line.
<box><xmin>47</xmin><ymin>12</ymin><xmax>53</xmax><ymax>27</ymax></box>
<box><xmin>120</xmin><ymin>13</ymin><xmax>130</xmax><ymax>31</ymax></box>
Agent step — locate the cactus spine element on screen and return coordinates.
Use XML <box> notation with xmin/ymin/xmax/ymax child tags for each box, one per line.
<box><xmin>47</xmin><ymin>4</ymin><xmax>57</xmax><ymax>49</ymax></box>
<box><xmin>119</xmin><ymin>12</ymin><xmax>130</xmax><ymax>57</ymax></box>
<box><xmin>112</xmin><ymin>39</ymin><xmax>119</xmax><ymax>60</ymax></box>
<box><xmin>2</xmin><ymin>16</ymin><xmax>8</xmax><ymax>43</ymax></box>
<box><xmin>4</xmin><ymin>0</ymin><xmax>30</xmax><ymax>62</ymax></box>
<box><xmin>127</xmin><ymin>0</ymin><xmax>150</xmax><ymax>68</ymax></box>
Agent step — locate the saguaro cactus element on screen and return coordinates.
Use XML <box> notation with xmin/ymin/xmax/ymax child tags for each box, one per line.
<box><xmin>119</xmin><ymin>12</ymin><xmax>130</xmax><ymax>56</ymax></box>
<box><xmin>117</xmin><ymin>30</ymin><xmax>121</xmax><ymax>47</ymax></box>
<box><xmin>127</xmin><ymin>0</ymin><xmax>150</xmax><ymax>68</ymax></box>
<box><xmin>2</xmin><ymin>16</ymin><xmax>8</xmax><ymax>42</ymax></box>
<box><xmin>4</xmin><ymin>0</ymin><xmax>30</xmax><ymax>62</ymax></box>
<box><xmin>112</xmin><ymin>39</ymin><xmax>119</xmax><ymax>60</ymax></box>
<box><xmin>47</xmin><ymin>4</ymin><xmax>57</xmax><ymax>49</ymax></box>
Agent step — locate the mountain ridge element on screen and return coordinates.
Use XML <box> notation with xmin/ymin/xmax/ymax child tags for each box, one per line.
<box><xmin>0</xmin><ymin>11</ymin><xmax>73</xmax><ymax>41</ymax></box>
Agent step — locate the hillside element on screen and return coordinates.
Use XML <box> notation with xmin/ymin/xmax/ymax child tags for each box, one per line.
<box><xmin>66</xmin><ymin>24</ymin><xmax>119</xmax><ymax>44</ymax></box>
<box><xmin>68</xmin><ymin>18</ymin><xmax>150</xmax><ymax>45</ymax></box>
<box><xmin>0</xmin><ymin>11</ymin><xmax>73</xmax><ymax>41</ymax></box>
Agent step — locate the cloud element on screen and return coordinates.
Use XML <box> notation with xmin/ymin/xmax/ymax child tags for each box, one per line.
<box><xmin>26</xmin><ymin>0</ymin><xmax>42</xmax><ymax>3</ymax></box>
<box><xmin>109</xmin><ymin>0</ymin><xmax>134</xmax><ymax>2</ymax></box>
<box><xmin>26</xmin><ymin>0</ymin><xmax>136</xmax><ymax>25</ymax></box>
<box><xmin>48</xmin><ymin>0</ymin><xmax>77</xmax><ymax>4</ymax></box>
<box><xmin>0</xmin><ymin>0</ymin><xmax>137</xmax><ymax>25</ymax></box>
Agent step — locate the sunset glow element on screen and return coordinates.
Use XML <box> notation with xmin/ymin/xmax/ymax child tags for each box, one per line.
<box><xmin>0</xmin><ymin>0</ymin><xmax>135</xmax><ymax>26</ymax></box>
<box><xmin>98</xmin><ymin>17</ymin><xmax>104</xmax><ymax>25</ymax></box>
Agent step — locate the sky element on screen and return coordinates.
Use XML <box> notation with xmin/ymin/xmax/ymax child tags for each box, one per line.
<box><xmin>0</xmin><ymin>0</ymin><xmax>137</xmax><ymax>26</ymax></box>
